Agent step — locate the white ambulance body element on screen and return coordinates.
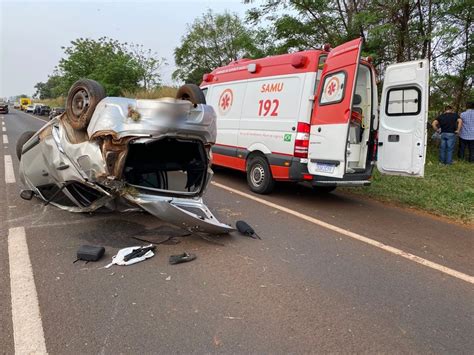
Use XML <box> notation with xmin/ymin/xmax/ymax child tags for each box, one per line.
<box><xmin>200</xmin><ymin>38</ymin><xmax>429</xmax><ymax>194</ymax></box>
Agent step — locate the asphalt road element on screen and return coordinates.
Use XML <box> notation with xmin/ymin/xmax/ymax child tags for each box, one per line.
<box><xmin>1</xmin><ymin>109</ymin><xmax>473</xmax><ymax>354</ymax></box>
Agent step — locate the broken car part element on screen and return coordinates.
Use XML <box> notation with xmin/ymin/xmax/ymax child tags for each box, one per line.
<box><xmin>123</xmin><ymin>245</ymin><xmax>156</xmax><ymax>262</ymax></box>
<box><xmin>105</xmin><ymin>245</ymin><xmax>155</xmax><ymax>268</ymax></box>
<box><xmin>76</xmin><ymin>245</ymin><xmax>105</xmax><ymax>262</ymax></box>
<box><xmin>236</xmin><ymin>220</ymin><xmax>261</xmax><ymax>240</ymax></box>
<box><xmin>17</xmin><ymin>79</ymin><xmax>234</xmax><ymax>234</ymax></box>
<box><xmin>169</xmin><ymin>252</ymin><xmax>197</xmax><ymax>265</ymax></box>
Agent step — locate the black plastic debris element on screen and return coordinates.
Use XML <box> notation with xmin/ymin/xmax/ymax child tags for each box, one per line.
<box><xmin>236</xmin><ymin>220</ymin><xmax>261</xmax><ymax>239</ymax></box>
<box><xmin>75</xmin><ymin>245</ymin><xmax>105</xmax><ymax>263</ymax></box>
<box><xmin>123</xmin><ymin>245</ymin><xmax>156</xmax><ymax>262</ymax></box>
<box><xmin>169</xmin><ymin>252</ymin><xmax>197</xmax><ymax>265</ymax></box>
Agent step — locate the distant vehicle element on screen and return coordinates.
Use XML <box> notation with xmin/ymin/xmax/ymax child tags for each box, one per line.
<box><xmin>25</xmin><ymin>105</ymin><xmax>35</xmax><ymax>113</ymax></box>
<box><xmin>20</xmin><ymin>98</ymin><xmax>32</xmax><ymax>110</ymax></box>
<box><xmin>49</xmin><ymin>107</ymin><xmax>65</xmax><ymax>120</ymax></box>
<box><xmin>14</xmin><ymin>102</ymin><xmax>20</xmax><ymax>109</ymax></box>
<box><xmin>0</xmin><ymin>102</ymin><xmax>9</xmax><ymax>114</ymax></box>
<box><xmin>33</xmin><ymin>103</ymin><xmax>44</xmax><ymax>115</ymax></box>
<box><xmin>38</xmin><ymin>105</ymin><xmax>51</xmax><ymax>116</ymax></box>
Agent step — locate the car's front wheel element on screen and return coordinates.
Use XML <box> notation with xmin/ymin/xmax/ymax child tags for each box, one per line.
<box><xmin>246</xmin><ymin>155</ymin><xmax>275</xmax><ymax>194</ymax></box>
<box><xmin>66</xmin><ymin>79</ymin><xmax>106</xmax><ymax>130</ymax></box>
<box><xmin>16</xmin><ymin>131</ymin><xmax>36</xmax><ymax>160</ymax></box>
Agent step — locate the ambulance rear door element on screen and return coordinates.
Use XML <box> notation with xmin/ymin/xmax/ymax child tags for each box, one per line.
<box><xmin>307</xmin><ymin>38</ymin><xmax>363</xmax><ymax>178</ymax></box>
<box><xmin>377</xmin><ymin>59</ymin><xmax>429</xmax><ymax>177</ymax></box>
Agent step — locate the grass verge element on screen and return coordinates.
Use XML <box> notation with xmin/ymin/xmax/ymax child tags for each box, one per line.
<box><xmin>344</xmin><ymin>146</ymin><xmax>474</xmax><ymax>224</ymax></box>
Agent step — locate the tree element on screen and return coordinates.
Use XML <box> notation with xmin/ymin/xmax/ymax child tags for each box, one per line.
<box><xmin>57</xmin><ymin>37</ymin><xmax>143</xmax><ymax>96</ymax></box>
<box><xmin>245</xmin><ymin>0</ymin><xmax>472</xmax><ymax>110</ymax></box>
<box><xmin>173</xmin><ymin>10</ymin><xmax>271</xmax><ymax>84</ymax></box>
<box><xmin>130</xmin><ymin>44</ymin><xmax>166</xmax><ymax>91</ymax></box>
<box><xmin>33</xmin><ymin>75</ymin><xmax>64</xmax><ymax>99</ymax></box>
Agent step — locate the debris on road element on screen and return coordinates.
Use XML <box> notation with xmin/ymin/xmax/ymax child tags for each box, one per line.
<box><xmin>75</xmin><ymin>245</ymin><xmax>105</xmax><ymax>263</ymax></box>
<box><xmin>105</xmin><ymin>245</ymin><xmax>155</xmax><ymax>268</ymax></box>
<box><xmin>236</xmin><ymin>220</ymin><xmax>261</xmax><ymax>239</ymax></box>
<box><xmin>169</xmin><ymin>252</ymin><xmax>197</xmax><ymax>265</ymax></box>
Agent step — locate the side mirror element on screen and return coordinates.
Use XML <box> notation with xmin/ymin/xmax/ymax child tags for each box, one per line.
<box><xmin>20</xmin><ymin>190</ymin><xmax>34</xmax><ymax>200</ymax></box>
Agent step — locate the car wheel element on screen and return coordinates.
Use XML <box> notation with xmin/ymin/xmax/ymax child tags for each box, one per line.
<box><xmin>312</xmin><ymin>186</ymin><xmax>337</xmax><ymax>194</ymax></box>
<box><xmin>246</xmin><ymin>155</ymin><xmax>275</xmax><ymax>194</ymax></box>
<box><xmin>16</xmin><ymin>131</ymin><xmax>36</xmax><ymax>160</ymax></box>
<box><xmin>66</xmin><ymin>79</ymin><xmax>106</xmax><ymax>130</ymax></box>
<box><xmin>176</xmin><ymin>84</ymin><xmax>206</xmax><ymax>106</ymax></box>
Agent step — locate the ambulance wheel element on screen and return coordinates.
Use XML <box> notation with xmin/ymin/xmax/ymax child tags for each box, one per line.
<box><xmin>312</xmin><ymin>186</ymin><xmax>337</xmax><ymax>194</ymax></box>
<box><xmin>66</xmin><ymin>79</ymin><xmax>106</xmax><ymax>131</ymax></box>
<box><xmin>247</xmin><ymin>155</ymin><xmax>275</xmax><ymax>194</ymax></box>
<box><xmin>176</xmin><ymin>84</ymin><xmax>206</xmax><ymax>106</ymax></box>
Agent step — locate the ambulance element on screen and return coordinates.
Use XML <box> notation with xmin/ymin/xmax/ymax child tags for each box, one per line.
<box><xmin>200</xmin><ymin>38</ymin><xmax>429</xmax><ymax>194</ymax></box>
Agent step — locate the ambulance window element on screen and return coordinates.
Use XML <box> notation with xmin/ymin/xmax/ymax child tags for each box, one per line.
<box><xmin>386</xmin><ymin>87</ymin><xmax>421</xmax><ymax>116</ymax></box>
<box><xmin>319</xmin><ymin>71</ymin><xmax>346</xmax><ymax>105</ymax></box>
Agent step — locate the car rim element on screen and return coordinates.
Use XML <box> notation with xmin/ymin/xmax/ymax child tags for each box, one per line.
<box><xmin>72</xmin><ymin>89</ymin><xmax>90</xmax><ymax>116</ymax></box>
<box><xmin>250</xmin><ymin>163</ymin><xmax>265</xmax><ymax>187</ymax></box>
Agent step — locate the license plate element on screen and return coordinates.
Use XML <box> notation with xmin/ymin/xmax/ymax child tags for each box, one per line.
<box><xmin>314</xmin><ymin>163</ymin><xmax>335</xmax><ymax>173</ymax></box>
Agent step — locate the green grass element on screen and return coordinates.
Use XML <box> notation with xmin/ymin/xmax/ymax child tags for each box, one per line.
<box><xmin>344</xmin><ymin>146</ymin><xmax>474</xmax><ymax>224</ymax></box>
<box><xmin>121</xmin><ymin>86</ymin><xmax>178</xmax><ymax>99</ymax></box>
<box><xmin>33</xmin><ymin>97</ymin><xmax>66</xmax><ymax>108</ymax></box>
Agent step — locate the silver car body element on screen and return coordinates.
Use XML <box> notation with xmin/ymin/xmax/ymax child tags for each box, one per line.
<box><xmin>19</xmin><ymin>97</ymin><xmax>233</xmax><ymax>234</ymax></box>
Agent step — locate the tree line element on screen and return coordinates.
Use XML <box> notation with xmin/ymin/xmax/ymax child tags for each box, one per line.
<box><xmin>35</xmin><ymin>0</ymin><xmax>472</xmax><ymax>111</ymax></box>
<box><xmin>174</xmin><ymin>0</ymin><xmax>472</xmax><ymax>111</ymax></box>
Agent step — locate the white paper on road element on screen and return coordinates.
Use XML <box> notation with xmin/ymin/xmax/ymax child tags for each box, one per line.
<box><xmin>105</xmin><ymin>245</ymin><xmax>155</xmax><ymax>268</ymax></box>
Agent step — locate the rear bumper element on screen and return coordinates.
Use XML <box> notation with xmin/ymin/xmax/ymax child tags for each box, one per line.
<box><xmin>288</xmin><ymin>158</ymin><xmax>372</xmax><ymax>187</ymax></box>
<box><xmin>0</xmin><ymin>108</ymin><xmax>8</xmax><ymax>113</ymax></box>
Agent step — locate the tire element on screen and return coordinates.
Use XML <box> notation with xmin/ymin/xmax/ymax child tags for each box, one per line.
<box><xmin>312</xmin><ymin>186</ymin><xmax>337</xmax><ymax>194</ymax></box>
<box><xmin>16</xmin><ymin>131</ymin><xmax>36</xmax><ymax>160</ymax></box>
<box><xmin>66</xmin><ymin>79</ymin><xmax>106</xmax><ymax>130</ymax></box>
<box><xmin>246</xmin><ymin>155</ymin><xmax>275</xmax><ymax>194</ymax></box>
<box><xmin>176</xmin><ymin>84</ymin><xmax>206</xmax><ymax>106</ymax></box>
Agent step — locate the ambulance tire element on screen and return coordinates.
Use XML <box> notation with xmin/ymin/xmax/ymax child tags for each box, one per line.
<box><xmin>312</xmin><ymin>186</ymin><xmax>337</xmax><ymax>194</ymax></box>
<box><xmin>176</xmin><ymin>84</ymin><xmax>206</xmax><ymax>106</ymax></box>
<box><xmin>246</xmin><ymin>155</ymin><xmax>275</xmax><ymax>194</ymax></box>
<box><xmin>66</xmin><ymin>79</ymin><xmax>106</xmax><ymax>131</ymax></box>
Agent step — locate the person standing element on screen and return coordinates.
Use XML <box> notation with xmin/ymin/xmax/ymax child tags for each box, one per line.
<box><xmin>458</xmin><ymin>101</ymin><xmax>474</xmax><ymax>162</ymax></box>
<box><xmin>432</xmin><ymin>105</ymin><xmax>462</xmax><ymax>165</ymax></box>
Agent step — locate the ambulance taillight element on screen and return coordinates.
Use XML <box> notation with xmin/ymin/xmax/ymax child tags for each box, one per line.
<box><xmin>294</xmin><ymin>122</ymin><xmax>311</xmax><ymax>158</ymax></box>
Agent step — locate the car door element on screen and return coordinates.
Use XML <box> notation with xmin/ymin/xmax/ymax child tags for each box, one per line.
<box><xmin>307</xmin><ymin>38</ymin><xmax>363</xmax><ymax>178</ymax></box>
<box><xmin>377</xmin><ymin>59</ymin><xmax>429</xmax><ymax>177</ymax></box>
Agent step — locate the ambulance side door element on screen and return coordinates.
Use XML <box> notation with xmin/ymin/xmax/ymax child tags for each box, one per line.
<box><xmin>307</xmin><ymin>38</ymin><xmax>363</xmax><ymax>178</ymax></box>
<box><xmin>207</xmin><ymin>82</ymin><xmax>247</xmax><ymax>167</ymax></box>
<box><xmin>377</xmin><ymin>59</ymin><xmax>429</xmax><ymax>177</ymax></box>
<box><xmin>239</xmin><ymin>75</ymin><xmax>305</xmax><ymax>156</ymax></box>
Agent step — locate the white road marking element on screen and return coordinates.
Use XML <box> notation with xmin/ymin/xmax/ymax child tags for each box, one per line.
<box><xmin>4</xmin><ymin>155</ymin><xmax>16</xmax><ymax>183</ymax></box>
<box><xmin>8</xmin><ymin>227</ymin><xmax>47</xmax><ymax>354</ymax></box>
<box><xmin>3</xmin><ymin>134</ymin><xmax>9</xmax><ymax>144</ymax></box>
<box><xmin>212</xmin><ymin>182</ymin><xmax>474</xmax><ymax>285</ymax></box>
<box><xmin>2</xmin><ymin>126</ymin><xmax>6</xmax><ymax>132</ymax></box>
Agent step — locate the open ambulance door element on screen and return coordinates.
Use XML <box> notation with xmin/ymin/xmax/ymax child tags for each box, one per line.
<box><xmin>377</xmin><ymin>59</ymin><xmax>429</xmax><ymax>177</ymax></box>
<box><xmin>307</xmin><ymin>38</ymin><xmax>363</xmax><ymax>178</ymax></box>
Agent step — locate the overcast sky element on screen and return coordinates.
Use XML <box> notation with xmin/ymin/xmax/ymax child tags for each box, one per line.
<box><xmin>0</xmin><ymin>0</ymin><xmax>248</xmax><ymax>98</ymax></box>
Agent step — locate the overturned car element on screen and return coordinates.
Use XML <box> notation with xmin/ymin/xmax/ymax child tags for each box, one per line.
<box><xmin>17</xmin><ymin>79</ymin><xmax>233</xmax><ymax>234</ymax></box>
